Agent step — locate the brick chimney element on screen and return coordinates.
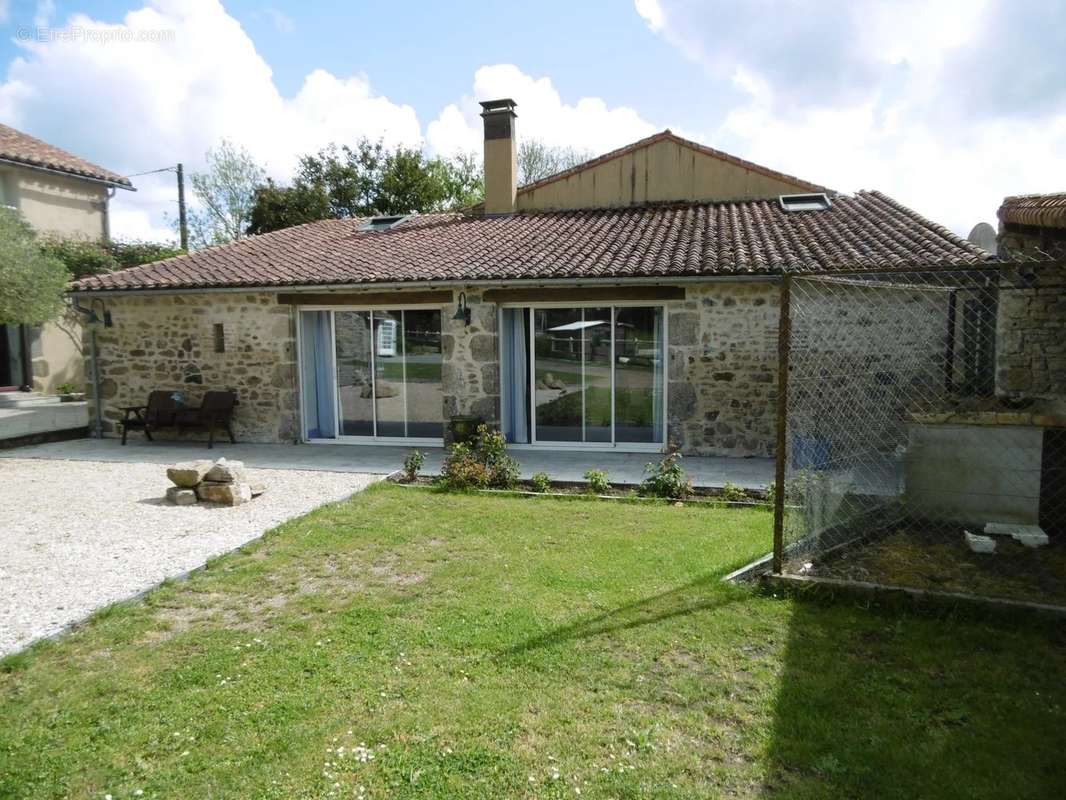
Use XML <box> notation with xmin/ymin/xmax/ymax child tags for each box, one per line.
<box><xmin>480</xmin><ymin>99</ymin><xmax>517</xmax><ymax>215</ymax></box>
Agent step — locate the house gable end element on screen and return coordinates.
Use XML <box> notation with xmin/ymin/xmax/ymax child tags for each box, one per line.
<box><xmin>516</xmin><ymin>131</ymin><xmax>824</xmax><ymax>212</ymax></box>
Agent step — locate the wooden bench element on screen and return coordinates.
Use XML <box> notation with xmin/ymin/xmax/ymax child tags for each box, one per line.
<box><xmin>121</xmin><ymin>390</ymin><xmax>238</xmax><ymax>448</ymax></box>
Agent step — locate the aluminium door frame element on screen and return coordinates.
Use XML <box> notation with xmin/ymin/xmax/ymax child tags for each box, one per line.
<box><xmin>297</xmin><ymin>304</ymin><xmax>445</xmax><ymax>447</ymax></box>
<box><xmin>500</xmin><ymin>300</ymin><xmax>668</xmax><ymax>453</ymax></box>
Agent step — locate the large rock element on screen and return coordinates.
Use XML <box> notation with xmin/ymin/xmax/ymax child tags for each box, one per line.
<box><xmin>165</xmin><ymin>486</ymin><xmax>197</xmax><ymax>506</ymax></box>
<box><xmin>167</xmin><ymin>460</ymin><xmax>214</xmax><ymax>488</ymax></box>
<box><xmin>196</xmin><ymin>480</ymin><xmax>252</xmax><ymax>506</ymax></box>
<box><xmin>205</xmin><ymin>457</ymin><xmax>247</xmax><ymax>484</ymax></box>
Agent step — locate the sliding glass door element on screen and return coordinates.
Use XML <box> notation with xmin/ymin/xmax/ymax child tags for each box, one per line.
<box><xmin>300</xmin><ymin>308</ymin><xmax>443</xmax><ymax>442</ymax></box>
<box><xmin>525</xmin><ymin>305</ymin><xmax>664</xmax><ymax>448</ymax></box>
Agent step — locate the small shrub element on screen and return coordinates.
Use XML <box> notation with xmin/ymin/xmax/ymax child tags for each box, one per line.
<box><xmin>639</xmin><ymin>452</ymin><xmax>692</xmax><ymax>500</ymax></box>
<box><xmin>584</xmin><ymin>469</ymin><xmax>611</xmax><ymax>495</ymax></box>
<box><xmin>487</xmin><ymin>455</ymin><xmax>520</xmax><ymax>490</ymax></box>
<box><xmin>439</xmin><ymin>443</ymin><xmax>489</xmax><ymax>490</ymax></box>
<box><xmin>401</xmin><ymin>450</ymin><xmax>425</xmax><ymax>483</ymax></box>
<box><xmin>530</xmin><ymin>472</ymin><xmax>552</xmax><ymax>493</ymax></box>
<box><xmin>438</xmin><ymin>425</ymin><xmax>519</xmax><ymax>491</ymax></box>
<box><xmin>719</xmin><ymin>481</ymin><xmax>749</xmax><ymax>503</ymax></box>
<box><xmin>55</xmin><ymin>382</ymin><xmax>78</xmax><ymax>395</ymax></box>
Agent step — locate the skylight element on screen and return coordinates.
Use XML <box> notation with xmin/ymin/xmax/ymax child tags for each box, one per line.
<box><xmin>359</xmin><ymin>215</ymin><xmax>408</xmax><ymax>231</ymax></box>
<box><xmin>779</xmin><ymin>193</ymin><xmax>832</xmax><ymax>213</ymax></box>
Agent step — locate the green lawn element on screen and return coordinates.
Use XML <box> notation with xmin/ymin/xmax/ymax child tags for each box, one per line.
<box><xmin>2</xmin><ymin>486</ymin><xmax>1063</xmax><ymax>799</ymax></box>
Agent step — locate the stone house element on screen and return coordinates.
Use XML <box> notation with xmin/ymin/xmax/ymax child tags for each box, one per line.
<box><xmin>0</xmin><ymin>123</ymin><xmax>133</xmax><ymax>394</ymax></box>
<box><xmin>71</xmin><ymin>99</ymin><xmax>994</xmax><ymax>458</ymax></box>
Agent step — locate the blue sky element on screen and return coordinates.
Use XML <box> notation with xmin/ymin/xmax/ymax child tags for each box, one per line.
<box><xmin>0</xmin><ymin>0</ymin><xmax>1062</xmax><ymax>241</ymax></box>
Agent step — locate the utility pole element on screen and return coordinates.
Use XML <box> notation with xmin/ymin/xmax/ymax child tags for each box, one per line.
<box><xmin>176</xmin><ymin>162</ymin><xmax>189</xmax><ymax>251</ymax></box>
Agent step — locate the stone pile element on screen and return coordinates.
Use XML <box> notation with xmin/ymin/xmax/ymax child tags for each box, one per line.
<box><xmin>165</xmin><ymin>457</ymin><xmax>264</xmax><ymax>506</ymax></box>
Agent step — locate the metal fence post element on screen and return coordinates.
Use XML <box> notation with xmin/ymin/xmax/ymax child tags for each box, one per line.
<box><xmin>772</xmin><ymin>274</ymin><xmax>791</xmax><ymax>574</ymax></box>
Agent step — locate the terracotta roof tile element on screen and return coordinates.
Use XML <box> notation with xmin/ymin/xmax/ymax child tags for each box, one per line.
<box><xmin>998</xmin><ymin>192</ymin><xmax>1066</xmax><ymax>229</ymax></box>
<box><xmin>0</xmin><ymin>123</ymin><xmax>132</xmax><ymax>188</ymax></box>
<box><xmin>72</xmin><ymin>191</ymin><xmax>993</xmax><ymax>293</ymax></box>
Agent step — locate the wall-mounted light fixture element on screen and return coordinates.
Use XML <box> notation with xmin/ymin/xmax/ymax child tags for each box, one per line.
<box><xmin>452</xmin><ymin>291</ymin><xmax>471</xmax><ymax>326</ymax></box>
<box><xmin>71</xmin><ymin>298</ymin><xmax>112</xmax><ymax>327</ymax></box>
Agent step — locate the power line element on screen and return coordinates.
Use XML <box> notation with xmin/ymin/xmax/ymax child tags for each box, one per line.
<box><xmin>120</xmin><ymin>164</ymin><xmax>188</xmax><ymax>250</ymax></box>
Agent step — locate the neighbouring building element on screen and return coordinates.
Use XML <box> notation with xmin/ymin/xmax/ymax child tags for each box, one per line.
<box><xmin>996</xmin><ymin>191</ymin><xmax>1066</xmax><ymax>400</ymax></box>
<box><xmin>0</xmin><ymin>122</ymin><xmax>133</xmax><ymax>394</ymax></box>
<box><xmin>71</xmin><ymin>98</ymin><xmax>996</xmax><ymax>458</ymax></box>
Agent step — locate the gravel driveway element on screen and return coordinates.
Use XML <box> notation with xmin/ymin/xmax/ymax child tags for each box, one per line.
<box><xmin>0</xmin><ymin>458</ymin><xmax>377</xmax><ymax>657</ymax></box>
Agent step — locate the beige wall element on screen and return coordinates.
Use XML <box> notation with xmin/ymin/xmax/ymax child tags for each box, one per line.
<box><xmin>0</xmin><ymin>163</ymin><xmax>110</xmax><ymax>394</ymax></box>
<box><xmin>30</xmin><ymin>311</ymin><xmax>85</xmax><ymax>394</ymax></box>
<box><xmin>0</xmin><ymin>164</ymin><xmax>109</xmax><ymax>240</ymax></box>
<box><xmin>518</xmin><ymin>138</ymin><xmax>813</xmax><ymax>212</ymax></box>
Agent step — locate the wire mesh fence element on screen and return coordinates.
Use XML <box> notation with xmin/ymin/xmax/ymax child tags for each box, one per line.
<box><xmin>773</xmin><ymin>260</ymin><xmax>1066</xmax><ymax>607</ymax></box>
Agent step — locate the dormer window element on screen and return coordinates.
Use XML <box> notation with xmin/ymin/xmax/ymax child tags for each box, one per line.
<box><xmin>779</xmin><ymin>193</ymin><xmax>832</xmax><ymax>213</ymax></box>
<box><xmin>359</xmin><ymin>215</ymin><xmax>409</xmax><ymax>232</ymax></box>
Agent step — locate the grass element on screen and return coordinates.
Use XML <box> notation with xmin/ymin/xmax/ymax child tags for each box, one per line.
<box><xmin>1</xmin><ymin>486</ymin><xmax>1064</xmax><ymax>799</ymax></box>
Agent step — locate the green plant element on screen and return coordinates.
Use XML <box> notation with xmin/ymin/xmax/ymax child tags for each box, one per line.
<box><xmin>55</xmin><ymin>382</ymin><xmax>78</xmax><ymax>395</ymax></box>
<box><xmin>720</xmin><ymin>481</ymin><xmax>749</xmax><ymax>503</ymax></box>
<box><xmin>401</xmin><ymin>450</ymin><xmax>425</xmax><ymax>483</ymax></box>
<box><xmin>438</xmin><ymin>425</ymin><xmax>519</xmax><ymax>491</ymax></box>
<box><xmin>763</xmin><ymin>481</ymin><xmax>777</xmax><ymax>507</ymax></box>
<box><xmin>584</xmin><ymin>469</ymin><xmax>611</xmax><ymax>495</ymax></box>
<box><xmin>439</xmin><ymin>442</ymin><xmax>489</xmax><ymax>490</ymax></box>
<box><xmin>639</xmin><ymin>452</ymin><xmax>693</xmax><ymax>500</ymax></box>
<box><xmin>529</xmin><ymin>472</ymin><xmax>552</xmax><ymax>493</ymax></box>
<box><xmin>0</xmin><ymin>208</ymin><xmax>69</xmax><ymax>325</ymax></box>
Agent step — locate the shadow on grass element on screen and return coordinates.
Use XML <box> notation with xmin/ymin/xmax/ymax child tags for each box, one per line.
<box><xmin>502</xmin><ymin>573</ymin><xmax>745</xmax><ymax>657</ymax></box>
<box><xmin>761</xmin><ymin>596</ymin><xmax>1066</xmax><ymax>799</ymax></box>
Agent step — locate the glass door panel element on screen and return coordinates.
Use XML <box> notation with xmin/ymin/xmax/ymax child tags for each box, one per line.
<box><xmin>614</xmin><ymin>306</ymin><xmax>664</xmax><ymax>444</ymax></box>
<box><xmin>334</xmin><ymin>311</ymin><xmax>374</xmax><ymax>436</ymax></box>
<box><xmin>403</xmin><ymin>309</ymin><xmax>444</xmax><ymax>438</ymax></box>
<box><xmin>373</xmin><ymin>311</ymin><xmax>406</xmax><ymax>438</ymax></box>
<box><xmin>583</xmin><ymin>308</ymin><xmax>612</xmax><ymax>443</ymax></box>
<box><xmin>534</xmin><ymin>308</ymin><xmax>582</xmax><ymax>442</ymax></box>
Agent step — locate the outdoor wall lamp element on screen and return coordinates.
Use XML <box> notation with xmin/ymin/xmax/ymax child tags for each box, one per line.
<box><xmin>452</xmin><ymin>291</ymin><xmax>471</xmax><ymax>326</ymax></box>
<box><xmin>71</xmin><ymin>298</ymin><xmax>111</xmax><ymax>327</ymax></box>
<box><xmin>92</xmin><ymin>298</ymin><xmax>113</xmax><ymax>328</ymax></box>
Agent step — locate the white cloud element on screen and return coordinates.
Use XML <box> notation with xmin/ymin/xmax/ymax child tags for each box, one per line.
<box><xmin>426</xmin><ymin>64</ymin><xmax>660</xmax><ymax>158</ymax></box>
<box><xmin>0</xmin><ymin>0</ymin><xmax>422</xmax><ymax>240</ymax></box>
<box><xmin>633</xmin><ymin>0</ymin><xmax>664</xmax><ymax>32</ymax></box>
<box><xmin>637</xmin><ymin>0</ymin><xmax>1066</xmax><ymax>233</ymax></box>
<box><xmin>0</xmin><ymin>2</ymin><xmax>660</xmax><ymax>241</ymax></box>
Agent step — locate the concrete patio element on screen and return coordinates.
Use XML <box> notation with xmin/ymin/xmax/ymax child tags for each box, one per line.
<box><xmin>0</xmin><ymin>437</ymin><xmax>775</xmax><ymax>489</ymax></box>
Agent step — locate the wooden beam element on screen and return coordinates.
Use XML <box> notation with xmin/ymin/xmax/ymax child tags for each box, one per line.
<box><xmin>482</xmin><ymin>286</ymin><xmax>685</xmax><ymax>304</ymax></box>
<box><xmin>276</xmin><ymin>290</ymin><xmax>454</xmax><ymax>306</ymax></box>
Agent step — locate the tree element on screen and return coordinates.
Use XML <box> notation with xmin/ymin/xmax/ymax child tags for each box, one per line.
<box><xmin>0</xmin><ymin>208</ymin><xmax>70</xmax><ymax>325</ymax></box>
<box><xmin>246</xmin><ymin>179</ymin><xmax>331</xmax><ymax>236</ymax></box>
<box><xmin>517</xmin><ymin>140</ymin><xmax>593</xmax><ymax>186</ymax></box>
<box><xmin>40</xmin><ymin>237</ymin><xmax>184</xmax><ymax>280</ymax></box>
<box><xmin>433</xmin><ymin>152</ymin><xmax>484</xmax><ymax>210</ymax></box>
<box><xmin>186</xmin><ymin>140</ymin><xmax>265</xmax><ymax>248</ymax></box>
<box><xmin>246</xmin><ymin>140</ymin><xmax>486</xmax><ymax>235</ymax></box>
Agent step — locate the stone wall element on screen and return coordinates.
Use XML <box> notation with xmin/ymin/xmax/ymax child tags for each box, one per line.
<box><xmin>441</xmin><ymin>287</ymin><xmax>499</xmax><ymax>428</ymax></box>
<box><xmin>668</xmin><ymin>282</ymin><xmax>780</xmax><ymax>457</ymax></box>
<box><xmin>996</xmin><ymin>263</ymin><xmax>1066</xmax><ymax>400</ymax></box>
<box><xmin>786</xmin><ymin>278</ymin><xmax>952</xmax><ymax>458</ymax></box>
<box><xmin>86</xmin><ymin>293</ymin><xmax>298</xmax><ymax>442</ymax></box>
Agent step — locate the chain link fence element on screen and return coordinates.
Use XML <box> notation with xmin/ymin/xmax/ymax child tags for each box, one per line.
<box><xmin>772</xmin><ymin>259</ymin><xmax>1066</xmax><ymax>608</ymax></box>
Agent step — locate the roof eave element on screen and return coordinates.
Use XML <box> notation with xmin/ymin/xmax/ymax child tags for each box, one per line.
<box><xmin>0</xmin><ymin>155</ymin><xmax>135</xmax><ymax>190</ymax></box>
